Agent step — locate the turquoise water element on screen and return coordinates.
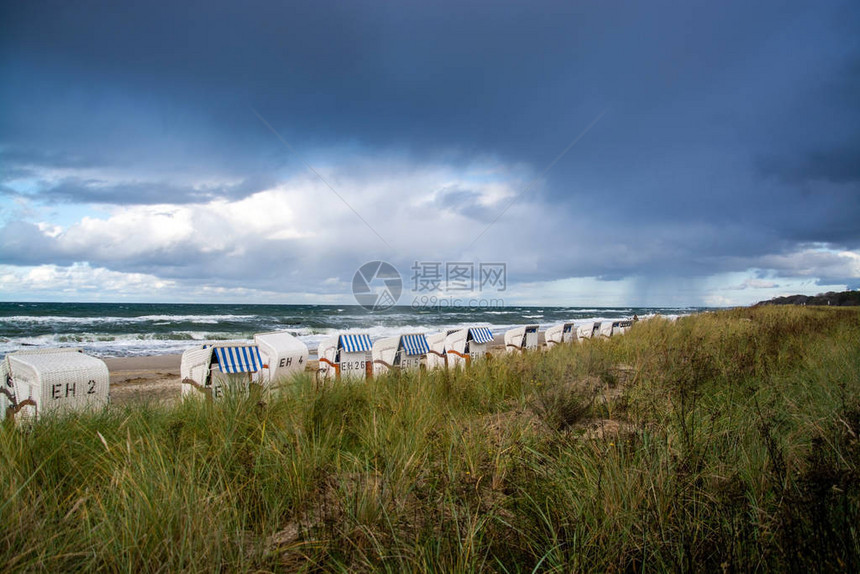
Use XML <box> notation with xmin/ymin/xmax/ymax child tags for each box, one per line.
<box><xmin>0</xmin><ymin>302</ymin><xmax>703</xmax><ymax>357</ymax></box>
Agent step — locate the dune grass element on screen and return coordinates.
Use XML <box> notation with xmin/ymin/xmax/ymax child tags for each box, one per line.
<box><xmin>1</xmin><ymin>306</ymin><xmax>859</xmax><ymax>572</ymax></box>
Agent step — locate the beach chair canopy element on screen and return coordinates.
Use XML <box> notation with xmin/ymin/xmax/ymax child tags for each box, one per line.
<box><xmin>468</xmin><ymin>327</ymin><xmax>494</xmax><ymax>344</ymax></box>
<box><xmin>339</xmin><ymin>334</ymin><xmax>372</xmax><ymax>353</ymax></box>
<box><xmin>401</xmin><ymin>334</ymin><xmax>430</xmax><ymax>355</ymax></box>
<box><xmin>214</xmin><ymin>346</ymin><xmax>263</xmax><ymax>373</ymax></box>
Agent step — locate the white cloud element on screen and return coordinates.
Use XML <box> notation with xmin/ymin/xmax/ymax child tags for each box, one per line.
<box><xmin>0</xmin><ymin>263</ymin><xmax>358</xmax><ymax>303</ymax></box>
<box><xmin>2</xmin><ymin>154</ymin><xmax>858</xmax><ymax>305</ymax></box>
<box><xmin>4</xmin><ymin>157</ymin><xmax>549</xmax><ymax>283</ymax></box>
<box><xmin>36</xmin><ymin>222</ymin><xmax>63</xmax><ymax>238</ymax></box>
<box><xmin>733</xmin><ymin>278</ymin><xmax>779</xmax><ymax>290</ymax></box>
<box><xmin>758</xmin><ymin>248</ymin><xmax>860</xmax><ymax>279</ymax></box>
<box><xmin>698</xmin><ymin>270</ymin><xmax>851</xmax><ymax>307</ymax></box>
<box><xmin>0</xmin><ymin>263</ymin><xmax>176</xmax><ymax>299</ymax></box>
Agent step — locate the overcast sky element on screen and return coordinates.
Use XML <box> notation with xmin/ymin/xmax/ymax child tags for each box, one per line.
<box><xmin>1</xmin><ymin>0</ymin><xmax>858</xmax><ymax>306</ymax></box>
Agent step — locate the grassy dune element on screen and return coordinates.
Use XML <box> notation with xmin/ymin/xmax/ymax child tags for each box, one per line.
<box><xmin>2</xmin><ymin>306</ymin><xmax>859</xmax><ymax>572</ymax></box>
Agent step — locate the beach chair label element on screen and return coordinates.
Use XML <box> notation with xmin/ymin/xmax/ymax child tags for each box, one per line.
<box><xmin>50</xmin><ymin>379</ymin><xmax>97</xmax><ymax>399</ymax></box>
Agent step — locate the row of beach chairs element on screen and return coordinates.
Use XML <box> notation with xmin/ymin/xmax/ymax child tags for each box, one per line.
<box><xmin>1</xmin><ymin>320</ymin><xmax>633</xmax><ymax>421</ymax></box>
<box><xmin>317</xmin><ymin>319</ymin><xmax>633</xmax><ymax>380</ymax></box>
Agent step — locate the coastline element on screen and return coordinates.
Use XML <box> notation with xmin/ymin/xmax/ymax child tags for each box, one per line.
<box><xmin>0</xmin><ymin>302</ymin><xmax>672</xmax><ymax>359</ymax></box>
<box><xmin>100</xmin><ymin>334</ymin><xmax>514</xmax><ymax>404</ymax></box>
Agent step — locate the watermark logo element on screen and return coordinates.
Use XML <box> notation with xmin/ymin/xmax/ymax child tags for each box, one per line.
<box><xmin>352</xmin><ymin>261</ymin><xmax>402</xmax><ymax>311</ymax></box>
<box><xmin>353</xmin><ymin>260</ymin><xmax>507</xmax><ymax>311</ymax></box>
<box><xmin>411</xmin><ymin>261</ymin><xmax>507</xmax><ymax>292</ymax></box>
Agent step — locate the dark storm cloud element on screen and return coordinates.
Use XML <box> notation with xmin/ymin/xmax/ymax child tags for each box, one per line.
<box><xmin>430</xmin><ymin>186</ymin><xmax>502</xmax><ymax>222</ymax></box>
<box><xmin>1</xmin><ymin>0</ymin><xmax>858</xmax><ymax>287</ymax></box>
<box><xmin>0</xmin><ymin>221</ymin><xmax>76</xmax><ymax>266</ymax></box>
<box><xmin>758</xmin><ymin>141</ymin><xmax>860</xmax><ymax>186</ymax></box>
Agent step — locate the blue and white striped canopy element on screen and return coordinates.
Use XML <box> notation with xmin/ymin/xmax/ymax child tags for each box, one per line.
<box><xmin>400</xmin><ymin>334</ymin><xmax>430</xmax><ymax>356</ymax></box>
<box><xmin>340</xmin><ymin>334</ymin><xmax>372</xmax><ymax>353</ymax></box>
<box><xmin>215</xmin><ymin>346</ymin><xmax>263</xmax><ymax>373</ymax></box>
<box><xmin>468</xmin><ymin>327</ymin><xmax>494</xmax><ymax>344</ymax></box>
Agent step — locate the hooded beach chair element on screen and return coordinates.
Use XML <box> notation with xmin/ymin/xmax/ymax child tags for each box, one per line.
<box><xmin>611</xmin><ymin>320</ymin><xmax>634</xmax><ymax>336</ymax></box>
<box><xmin>577</xmin><ymin>321</ymin><xmax>601</xmax><ymax>339</ymax></box>
<box><xmin>425</xmin><ymin>329</ymin><xmax>459</xmax><ymax>370</ymax></box>
<box><xmin>372</xmin><ymin>333</ymin><xmax>431</xmax><ymax>375</ymax></box>
<box><xmin>2</xmin><ymin>348</ymin><xmax>109</xmax><ymax>421</ymax></box>
<box><xmin>596</xmin><ymin>320</ymin><xmax>634</xmax><ymax>338</ymax></box>
<box><xmin>317</xmin><ymin>333</ymin><xmax>372</xmax><ymax>380</ymax></box>
<box><xmin>1</xmin><ymin>359</ymin><xmax>11</xmax><ymax>421</ymax></box>
<box><xmin>444</xmin><ymin>327</ymin><xmax>495</xmax><ymax>368</ymax></box>
<box><xmin>254</xmin><ymin>331</ymin><xmax>309</xmax><ymax>383</ymax></box>
<box><xmin>504</xmin><ymin>325</ymin><xmax>540</xmax><ymax>353</ymax></box>
<box><xmin>598</xmin><ymin>321</ymin><xmax>615</xmax><ymax>338</ymax></box>
<box><xmin>545</xmin><ymin>322</ymin><xmax>578</xmax><ymax>347</ymax></box>
<box><xmin>181</xmin><ymin>342</ymin><xmax>264</xmax><ymax>399</ymax></box>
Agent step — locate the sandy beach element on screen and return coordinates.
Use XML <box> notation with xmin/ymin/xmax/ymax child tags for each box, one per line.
<box><xmin>104</xmin><ymin>353</ymin><xmax>325</xmax><ymax>405</ymax></box>
<box><xmin>100</xmin><ymin>333</ymin><xmax>534</xmax><ymax>404</ymax></box>
<box><xmin>104</xmin><ymin>354</ymin><xmax>183</xmax><ymax>405</ymax></box>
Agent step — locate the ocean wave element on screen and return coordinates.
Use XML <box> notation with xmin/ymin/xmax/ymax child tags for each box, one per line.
<box><xmin>0</xmin><ymin>306</ymin><xmax>694</xmax><ymax>358</ymax></box>
<box><xmin>0</xmin><ymin>314</ymin><xmax>259</xmax><ymax>325</ymax></box>
<box><xmin>0</xmin><ymin>330</ymin><xmax>259</xmax><ymax>358</ymax></box>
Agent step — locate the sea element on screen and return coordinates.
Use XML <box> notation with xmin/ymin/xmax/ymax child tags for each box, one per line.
<box><xmin>0</xmin><ymin>303</ymin><xmax>704</xmax><ymax>358</ymax></box>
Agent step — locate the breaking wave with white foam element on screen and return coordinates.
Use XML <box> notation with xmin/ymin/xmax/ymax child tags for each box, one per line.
<box><xmin>0</xmin><ymin>303</ymin><xmax>696</xmax><ymax>358</ymax></box>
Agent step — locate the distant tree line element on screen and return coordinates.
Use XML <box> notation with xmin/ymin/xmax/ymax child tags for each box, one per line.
<box><xmin>755</xmin><ymin>290</ymin><xmax>860</xmax><ymax>307</ymax></box>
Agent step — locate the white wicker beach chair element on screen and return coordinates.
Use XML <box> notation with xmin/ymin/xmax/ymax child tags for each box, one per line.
<box><xmin>504</xmin><ymin>325</ymin><xmax>539</xmax><ymax>353</ymax></box>
<box><xmin>577</xmin><ymin>322</ymin><xmax>601</xmax><ymax>339</ymax></box>
<box><xmin>598</xmin><ymin>321</ymin><xmax>614</xmax><ymax>338</ymax></box>
<box><xmin>371</xmin><ymin>333</ymin><xmax>430</xmax><ymax>375</ymax></box>
<box><xmin>3</xmin><ymin>348</ymin><xmax>109</xmax><ymax>420</ymax></box>
<box><xmin>254</xmin><ymin>331</ymin><xmax>308</xmax><ymax>383</ymax></box>
<box><xmin>1</xmin><ymin>359</ymin><xmax>10</xmax><ymax>421</ymax></box>
<box><xmin>425</xmin><ymin>329</ymin><xmax>458</xmax><ymax>370</ymax></box>
<box><xmin>611</xmin><ymin>320</ymin><xmax>634</xmax><ymax>336</ymax></box>
<box><xmin>317</xmin><ymin>334</ymin><xmax>372</xmax><ymax>380</ymax></box>
<box><xmin>545</xmin><ymin>322</ymin><xmax>577</xmax><ymax>347</ymax></box>
<box><xmin>445</xmin><ymin>327</ymin><xmax>494</xmax><ymax>368</ymax></box>
<box><xmin>180</xmin><ymin>343</ymin><xmax>264</xmax><ymax>399</ymax></box>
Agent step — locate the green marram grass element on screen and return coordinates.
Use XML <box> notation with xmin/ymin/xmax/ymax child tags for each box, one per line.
<box><xmin>2</xmin><ymin>306</ymin><xmax>859</xmax><ymax>572</ymax></box>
